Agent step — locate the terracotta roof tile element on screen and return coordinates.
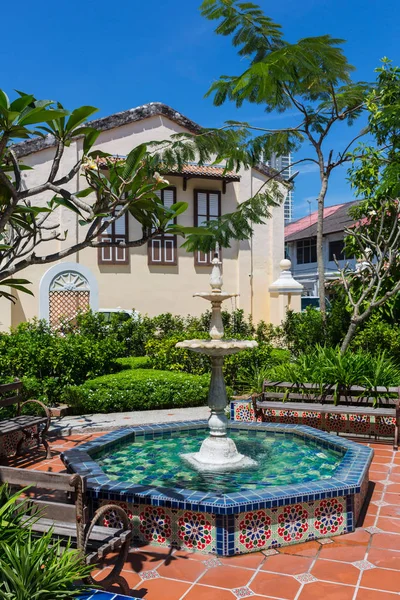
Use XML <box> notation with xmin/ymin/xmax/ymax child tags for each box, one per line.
<box><xmin>95</xmin><ymin>157</ymin><xmax>241</xmax><ymax>180</ymax></box>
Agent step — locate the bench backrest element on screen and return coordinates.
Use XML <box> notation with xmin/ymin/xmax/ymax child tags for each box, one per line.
<box><xmin>0</xmin><ymin>380</ymin><xmax>23</xmax><ymax>411</ymax></box>
<box><xmin>262</xmin><ymin>380</ymin><xmax>400</xmax><ymax>407</ymax></box>
<box><xmin>0</xmin><ymin>465</ymin><xmax>87</xmax><ymax>527</ymax></box>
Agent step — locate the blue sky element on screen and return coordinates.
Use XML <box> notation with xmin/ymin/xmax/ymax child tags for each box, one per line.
<box><xmin>2</xmin><ymin>0</ymin><xmax>399</xmax><ymax>220</ymax></box>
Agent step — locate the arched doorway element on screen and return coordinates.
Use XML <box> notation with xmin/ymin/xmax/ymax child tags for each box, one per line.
<box><xmin>39</xmin><ymin>263</ymin><xmax>99</xmax><ymax>326</ymax></box>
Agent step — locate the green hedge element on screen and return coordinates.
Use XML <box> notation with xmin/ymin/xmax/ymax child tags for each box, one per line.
<box><xmin>62</xmin><ymin>368</ymin><xmax>227</xmax><ymax>414</ymax></box>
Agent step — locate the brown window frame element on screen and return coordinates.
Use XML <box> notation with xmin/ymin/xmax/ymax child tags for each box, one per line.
<box><xmin>148</xmin><ymin>187</ymin><xmax>178</xmax><ymax>266</ymax></box>
<box><xmin>98</xmin><ymin>210</ymin><xmax>129</xmax><ymax>266</ymax></box>
<box><xmin>194</xmin><ymin>189</ymin><xmax>222</xmax><ymax>266</ymax></box>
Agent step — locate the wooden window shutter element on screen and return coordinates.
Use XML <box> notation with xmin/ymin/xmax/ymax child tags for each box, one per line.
<box><xmin>194</xmin><ymin>190</ymin><xmax>221</xmax><ymax>266</ymax></box>
<box><xmin>148</xmin><ymin>187</ymin><xmax>178</xmax><ymax>266</ymax></box>
<box><xmin>98</xmin><ymin>207</ymin><xmax>129</xmax><ymax>266</ymax></box>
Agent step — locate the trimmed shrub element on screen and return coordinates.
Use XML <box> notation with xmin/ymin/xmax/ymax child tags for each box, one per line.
<box><xmin>0</xmin><ymin>320</ymin><xmax>124</xmax><ymax>405</ymax></box>
<box><xmin>115</xmin><ymin>356</ymin><xmax>151</xmax><ymax>370</ymax></box>
<box><xmin>62</xmin><ymin>368</ymin><xmax>224</xmax><ymax>414</ymax></box>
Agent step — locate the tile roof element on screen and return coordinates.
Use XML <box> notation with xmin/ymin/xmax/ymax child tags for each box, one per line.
<box><xmin>285</xmin><ymin>201</ymin><xmax>358</xmax><ymax>242</ymax></box>
<box><xmin>94</xmin><ymin>157</ymin><xmax>241</xmax><ymax>180</ymax></box>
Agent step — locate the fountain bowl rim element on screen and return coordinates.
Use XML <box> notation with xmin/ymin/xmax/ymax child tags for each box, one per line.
<box><xmin>61</xmin><ymin>420</ymin><xmax>372</xmax><ymax>514</ymax></box>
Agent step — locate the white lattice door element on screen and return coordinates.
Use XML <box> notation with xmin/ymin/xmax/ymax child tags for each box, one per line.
<box><xmin>49</xmin><ymin>271</ymin><xmax>90</xmax><ymax>327</ymax></box>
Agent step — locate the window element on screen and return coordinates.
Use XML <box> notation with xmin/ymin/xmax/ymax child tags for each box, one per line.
<box><xmin>148</xmin><ymin>187</ymin><xmax>177</xmax><ymax>266</ymax></box>
<box><xmin>329</xmin><ymin>240</ymin><xmax>345</xmax><ymax>262</ymax></box>
<box><xmin>296</xmin><ymin>238</ymin><xmax>317</xmax><ymax>264</ymax></box>
<box><xmin>194</xmin><ymin>190</ymin><xmax>221</xmax><ymax>265</ymax></box>
<box><xmin>98</xmin><ymin>207</ymin><xmax>129</xmax><ymax>265</ymax></box>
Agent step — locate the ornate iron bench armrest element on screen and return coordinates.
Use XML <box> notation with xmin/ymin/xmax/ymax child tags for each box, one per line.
<box><xmin>17</xmin><ymin>399</ymin><xmax>52</xmax><ymax>459</ymax></box>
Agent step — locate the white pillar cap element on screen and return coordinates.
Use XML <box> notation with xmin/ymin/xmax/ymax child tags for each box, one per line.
<box><xmin>269</xmin><ymin>259</ymin><xmax>304</xmax><ymax>294</ymax></box>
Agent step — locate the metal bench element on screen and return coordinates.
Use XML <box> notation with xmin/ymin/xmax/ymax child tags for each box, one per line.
<box><xmin>253</xmin><ymin>381</ymin><xmax>400</xmax><ymax>450</ymax></box>
<box><xmin>0</xmin><ymin>465</ymin><xmax>132</xmax><ymax>594</ymax></box>
<box><xmin>0</xmin><ymin>380</ymin><xmax>51</xmax><ymax>460</ymax></box>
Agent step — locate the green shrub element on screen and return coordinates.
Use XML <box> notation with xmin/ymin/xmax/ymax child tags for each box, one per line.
<box><xmin>269</xmin><ymin>345</ymin><xmax>400</xmax><ymax>399</ymax></box>
<box><xmin>62</xmin><ymin>368</ymin><xmax>221</xmax><ymax>414</ymax></box>
<box><xmin>115</xmin><ymin>356</ymin><xmax>151</xmax><ymax>370</ymax></box>
<box><xmin>146</xmin><ymin>333</ymin><xmax>210</xmax><ymax>375</ymax></box>
<box><xmin>0</xmin><ymin>484</ymin><xmax>89</xmax><ymax>599</ymax></box>
<box><xmin>0</xmin><ymin>320</ymin><xmax>124</xmax><ymax>405</ymax></box>
<box><xmin>352</xmin><ymin>315</ymin><xmax>400</xmax><ymax>360</ymax></box>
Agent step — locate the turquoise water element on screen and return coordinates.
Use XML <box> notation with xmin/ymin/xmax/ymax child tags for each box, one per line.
<box><xmin>95</xmin><ymin>430</ymin><xmax>344</xmax><ymax>495</ymax></box>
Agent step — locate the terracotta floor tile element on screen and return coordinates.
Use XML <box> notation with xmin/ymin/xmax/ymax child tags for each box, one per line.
<box><xmin>372</xmin><ymin>456</ymin><xmax>392</xmax><ymax>464</ymax></box>
<box><xmin>173</xmin><ymin>550</ymin><xmax>212</xmax><ymax>562</ymax></box>
<box><xmin>116</xmin><ymin>569</ymin><xmax>142</xmax><ymax>589</ymax></box>
<box><xmin>251</xmin><ymin>571</ymin><xmax>300</xmax><ymax>599</ymax></box>
<box><xmin>361</xmin><ymin>515</ymin><xmax>376</xmax><ymax>528</ymax></box>
<box><xmin>198</xmin><ymin>565</ymin><xmax>252</xmax><ymax>588</ymax></box>
<box><xmin>365</xmin><ymin>503</ymin><xmax>378</xmax><ymax>516</ymax></box>
<box><xmin>383</xmin><ymin>491</ymin><xmax>400</xmax><ymax>504</ymax></box>
<box><xmin>298</xmin><ymin>581</ymin><xmax>355</xmax><ymax>600</ymax></box>
<box><xmin>278</xmin><ymin>540</ymin><xmax>321</xmax><ymax>557</ymax></box>
<box><xmin>371</xmin><ymin>533</ymin><xmax>400</xmax><ymax>551</ymax></box>
<box><xmin>361</xmin><ymin>567</ymin><xmax>400</xmax><ymax>593</ymax></box>
<box><xmin>123</xmin><ymin>547</ymin><xmax>172</xmax><ymax>572</ymax></box>
<box><xmin>318</xmin><ymin>543</ymin><xmax>366</xmax><ymax>562</ymax></box>
<box><xmin>338</xmin><ymin>529</ymin><xmax>371</xmax><ymax>545</ymax></box>
<box><xmin>220</xmin><ymin>552</ymin><xmax>265</xmax><ymax>569</ymax></box>
<box><xmin>311</xmin><ymin>559</ymin><xmax>360</xmax><ymax>585</ymax></box>
<box><xmin>377</xmin><ymin>517</ymin><xmax>400</xmax><ymax>533</ymax></box>
<box><xmin>157</xmin><ymin>558</ymin><xmax>206</xmax><ymax>582</ymax></box>
<box><xmin>261</xmin><ymin>553</ymin><xmax>313</xmax><ymax>575</ymax></box>
<box><xmin>357</xmin><ymin>588</ymin><xmax>400</xmax><ymax>599</ymax></box>
<box><xmin>387</xmin><ymin>472</ymin><xmax>400</xmax><ymax>483</ymax></box>
<box><xmin>182</xmin><ymin>584</ymin><xmax>235</xmax><ymax>600</ymax></box>
<box><xmin>133</xmin><ymin>577</ymin><xmax>191</xmax><ymax>599</ymax></box>
<box><xmin>383</xmin><ymin>483</ymin><xmax>400</xmax><ymax>493</ymax></box>
<box><xmin>378</xmin><ymin>504</ymin><xmax>400</xmax><ymax>519</ymax></box>
<box><xmin>367</xmin><ymin>546</ymin><xmax>400</xmax><ymax>569</ymax></box>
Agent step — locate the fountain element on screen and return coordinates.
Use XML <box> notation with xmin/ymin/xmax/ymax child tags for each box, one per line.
<box><xmin>176</xmin><ymin>254</ymin><xmax>257</xmax><ymax>472</ymax></box>
<box><xmin>62</xmin><ymin>256</ymin><xmax>373</xmax><ymax>556</ymax></box>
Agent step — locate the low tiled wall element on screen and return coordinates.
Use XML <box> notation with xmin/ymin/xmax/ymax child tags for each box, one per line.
<box><xmin>231</xmin><ymin>400</ymin><xmax>396</xmax><ymax>438</ymax></box>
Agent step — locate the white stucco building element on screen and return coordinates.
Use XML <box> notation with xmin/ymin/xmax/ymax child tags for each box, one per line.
<box><xmin>0</xmin><ymin>103</ymin><xmax>289</xmax><ymax>331</ymax></box>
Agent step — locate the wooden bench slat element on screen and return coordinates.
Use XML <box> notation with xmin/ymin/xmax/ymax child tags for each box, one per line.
<box><xmin>0</xmin><ymin>466</ymin><xmax>77</xmax><ymax>492</ymax></box>
<box><xmin>263</xmin><ymin>381</ymin><xmax>399</xmax><ymax>395</ymax></box>
<box><xmin>262</xmin><ymin>393</ymin><xmax>397</xmax><ymax>406</ymax></box>
<box><xmin>0</xmin><ymin>381</ymin><xmax>22</xmax><ymax>394</ymax></box>
<box><xmin>0</xmin><ymin>415</ymin><xmax>47</xmax><ymax>435</ymax></box>
<box><xmin>256</xmin><ymin>401</ymin><xmax>396</xmax><ymax>416</ymax></box>
<box><xmin>0</xmin><ymin>395</ymin><xmax>21</xmax><ymax>408</ymax></box>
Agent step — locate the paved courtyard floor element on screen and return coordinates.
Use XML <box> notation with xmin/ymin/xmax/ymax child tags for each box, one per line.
<box><xmin>7</xmin><ymin>433</ymin><xmax>400</xmax><ymax>600</ymax></box>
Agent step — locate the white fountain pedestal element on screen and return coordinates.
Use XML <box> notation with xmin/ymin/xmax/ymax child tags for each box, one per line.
<box><xmin>176</xmin><ymin>255</ymin><xmax>258</xmax><ymax>473</ymax></box>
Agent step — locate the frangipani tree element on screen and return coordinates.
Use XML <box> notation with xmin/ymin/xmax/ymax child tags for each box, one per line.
<box><xmin>0</xmin><ymin>90</ymin><xmax>281</xmax><ymax>301</ymax></box>
<box><xmin>200</xmin><ymin>0</ymin><xmax>371</xmax><ymax>320</ymax></box>
<box><xmin>335</xmin><ymin>60</ymin><xmax>400</xmax><ymax>352</ymax></box>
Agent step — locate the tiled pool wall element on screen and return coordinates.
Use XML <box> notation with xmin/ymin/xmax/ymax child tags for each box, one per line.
<box><xmin>62</xmin><ymin>421</ymin><xmax>372</xmax><ymax>557</ymax></box>
<box><xmin>231</xmin><ymin>399</ymin><xmax>396</xmax><ymax>437</ymax></box>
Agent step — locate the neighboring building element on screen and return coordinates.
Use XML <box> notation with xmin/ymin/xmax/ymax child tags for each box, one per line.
<box><xmin>285</xmin><ymin>201</ymin><xmax>357</xmax><ymax>297</ymax></box>
<box><xmin>0</xmin><ymin>103</ymin><xmax>288</xmax><ymax>331</ymax></box>
<box><xmin>266</xmin><ymin>153</ymin><xmax>293</xmax><ymax>224</ymax></box>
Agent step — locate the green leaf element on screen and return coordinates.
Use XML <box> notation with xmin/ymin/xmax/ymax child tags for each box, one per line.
<box><xmin>19</xmin><ymin>108</ymin><xmax>70</xmax><ymax>126</ymax></box>
<box><xmin>10</xmin><ymin>94</ymin><xmax>35</xmax><ymax>113</ymax></box>
<box><xmin>65</xmin><ymin>105</ymin><xmax>98</xmax><ymax>133</ymax></box>
<box><xmin>168</xmin><ymin>201</ymin><xmax>189</xmax><ymax>217</ymax></box>
<box><xmin>122</xmin><ymin>144</ymin><xmax>147</xmax><ymax>179</ymax></box>
<box><xmin>49</xmin><ymin>196</ymin><xmax>84</xmax><ymax>217</ymax></box>
<box><xmin>0</xmin><ymin>89</ymin><xmax>10</xmax><ymax>109</ymax></box>
<box><xmin>83</xmin><ymin>129</ymin><xmax>100</xmax><ymax>154</ymax></box>
<box><xmin>74</xmin><ymin>187</ymin><xmax>94</xmax><ymax>198</ymax></box>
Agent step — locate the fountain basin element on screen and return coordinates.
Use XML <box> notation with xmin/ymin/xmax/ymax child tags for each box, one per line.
<box><xmin>176</xmin><ymin>339</ymin><xmax>257</xmax><ymax>356</ymax></box>
<box><xmin>62</xmin><ymin>421</ymin><xmax>372</xmax><ymax>556</ymax></box>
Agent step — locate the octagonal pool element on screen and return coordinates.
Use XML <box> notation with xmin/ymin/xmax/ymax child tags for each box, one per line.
<box><xmin>62</xmin><ymin>421</ymin><xmax>372</xmax><ymax>556</ymax></box>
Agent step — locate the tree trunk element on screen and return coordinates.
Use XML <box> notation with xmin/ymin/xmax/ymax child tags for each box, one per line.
<box><xmin>340</xmin><ymin>320</ymin><xmax>358</xmax><ymax>354</ymax></box>
<box><xmin>317</xmin><ymin>177</ymin><xmax>329</xmax><ymax>323</ymax></box>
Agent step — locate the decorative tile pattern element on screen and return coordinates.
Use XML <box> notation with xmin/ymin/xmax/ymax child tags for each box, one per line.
<box><xmin>232</xmin><ymin>587</ymin><xmax>254</xmax><ymax>598</ymax></box>
<box><xmin>63</xmin><ymin>419</ymin><xmax>372</xmax><ymax>556</ymax></box>
<box><xmin>319</xmin><ymin>537</ymin><xmax>333</xmax><ymax>545</ymax></box>
<box><xmin>139</xmin><ymin>570</ymin><xmax>160</xmax><ymax>580</ymax></box>
<box><xmin>294</xmin><ymin>573</ymin><xmax>318</xmax><ymax>583</ymax></box>
<box><xmin>353</xmin><ymin>560</ymin><xmax>376</xmax><ymax>571</ymax></box>
<box><xmin>262</xmin><ymin>548</ymin><xmax>279</xmax><ymax>556</ymax></box>
<box><xmin>203</xmin><ymin>557</ymin><xmax>222</xmax><ymax>568</ymax></box>
<box><xmin>365</xmin><ymin>526</ymin><xmax>383</xmax><ymax>534</ymax></box>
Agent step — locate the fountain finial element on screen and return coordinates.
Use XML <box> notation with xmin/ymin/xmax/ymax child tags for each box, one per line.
<box><xmin>210</xmin><ymin>253</ymin><xmax>223</xmax><ymax>293</ymax></box>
